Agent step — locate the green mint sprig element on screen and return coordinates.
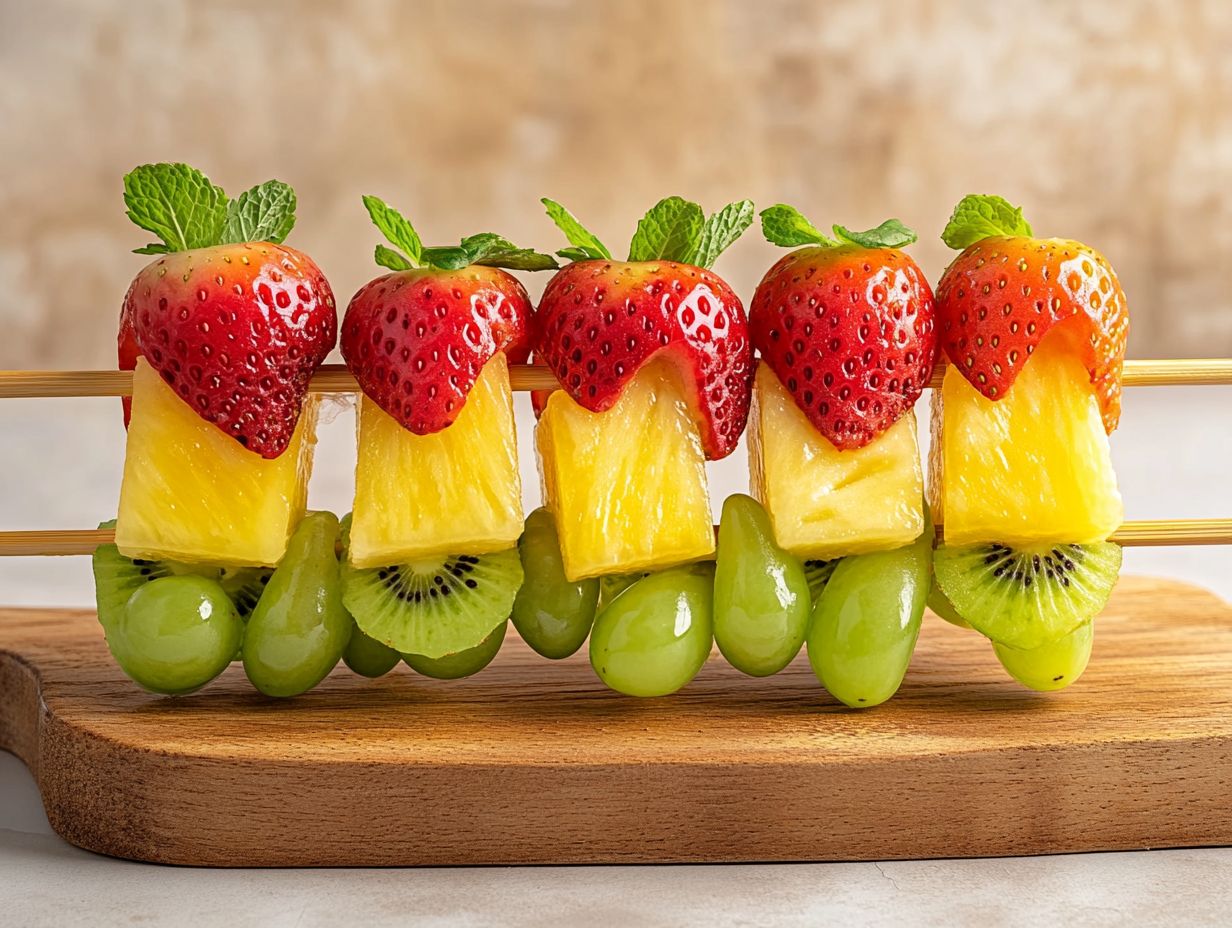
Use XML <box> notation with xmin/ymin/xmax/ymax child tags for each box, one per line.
<box><xmin>123</xmin><ymin>163</ymin><xmax>296</xmax><ymax>254</ymax></box>
<box><xmin>760</xmin><ymin>204</ymin><xmax>918</xmax><ymax>250</ymax></box>
<box><xmin>542</xmin><ymin>196</ymin><xmax>753</xmax><ymax>268</ymax></box>
<box><xmin>365</xmin><ymin>196</ymin><xmax>557</xmax><ymax>273</ymax></box>
<box><xmin>940</xmin><ymin>194</ymin><xmax>1033</xmax><ymax>250</ymax></box>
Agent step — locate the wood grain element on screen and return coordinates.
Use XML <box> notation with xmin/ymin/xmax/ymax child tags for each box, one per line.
<box><xmin>2</xmin><ymin>576</ymin><xmax>1231</xmax><ymax>867</ymax></box>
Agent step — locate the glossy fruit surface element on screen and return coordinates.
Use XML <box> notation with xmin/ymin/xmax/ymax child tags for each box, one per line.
<box><xmin>511</xmin><ymin>508</ymin><xmax>599</xmax><ymax>659</ymax></box>
<box><xmin>926</xmin><ymin>580</ymin><xmax>970</xmax><ymax>629</ymax></box>
<box><xmin>537</xmin><ymin>360</ymin><xmax>715</xmax><ymax>580</ymax></box>
<box><xmin>807</xmin><ymin>523</ymin><xmax>931</xmax><ymax>708</ymax></box>
<box><xmin>750</xmin><ymin>363</ymin><xmax>923</xmax><ymax>559</ymax></box>
<box><xmin>403</xmin><ymin>621</ymin><xmax>507</xmax><ymax>679</ymax></box>
<box><xmin>121</xmin><ymin>242</ymin><xmax>335</xmax><ymax>457</ymax></box>
<box><xmin>928</xmin><ymin>329</ymin><xmax>1121</xmax><ymax>547</ymax></box>
<box><xmin>535</xmin><ymin>259</ymin><xmax>752</xmax><ymax>460</ymax></box>
<box><xmin>933</xmin><ymin>540</ymin><xmax>1121</xmax><ymax>651</ymax></box>
<box><xmin>341</xmin><ymin>265</ymin><xmax>531</xmax><ymax>435</ymax></box>
<box><xmin>713</xmin><ymin>494</ymin><xmax>810</xmax><ymax>676</ymax></box>
<box><xmin>242</xmin><ymin>512</ymin><xmax>352</xmax><ymax>697</ymax></box>
<box><xmin>750</xmin><ymin>244</ymin><xmax>935</xmax><ymax>450</ymax></box>
<box><xmin>116</xmin><ymin>359</ymin><xmax>317</xmax><ymax>566</ymax></box>
<box><xmin>936</xmin><ymin>196</ymin><xmax>1128</xmax><ymax>432</ymax></box>
<box><xmin>343</xmin><ymin>624</ymin><xmax>401</xmax><ymax>678</ymax></box>
<box><xmin>114</xmin><ymin>574</ymin><xmax>242</xmax><ymax>695</ymax></box>
<box><xmin>589</xmin><ymin>564</ymin><xmax>714</xmax><ymax>697</ymax></box>
<box><xmin>994</xmin><ymin>621</ymin><xmax>1094</xmax><ymax>692</ymax></box>
<box><xmin>349</xmin><ymin>353</ymin><xmax>522</xmax><ymax>566</ymax></box>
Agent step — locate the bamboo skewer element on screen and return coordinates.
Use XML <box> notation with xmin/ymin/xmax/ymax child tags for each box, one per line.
<box><xmin>1</xmin><ymin>519</ymin><xmax>1229</xmax><ymax>557</ymax></box>
<box><xmin>1</xmin><ymin>358</ymin><xmax>1228</xmax><ymax>555</ymax></box>
<box><xmin>1</xmin><ymin>357</ymin><xmax>1231</xmax><ymax>398</ymax></box>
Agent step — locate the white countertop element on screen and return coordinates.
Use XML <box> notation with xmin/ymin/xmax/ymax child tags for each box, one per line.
<box><xmin>2</xmin><ymin>385</ymin><xmax>1230</xmax><ymax>926</ymax></box>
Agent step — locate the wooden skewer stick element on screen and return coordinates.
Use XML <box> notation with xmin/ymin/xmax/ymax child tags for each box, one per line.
<box><xmin>1</xmin><ymin>519</ymin><xmax>1229</xmax><ymax>557</ymax></box>
<box><xmin>1</xmin><ymin>358</ymin><xmax>1230</xmax><ymax>399</ymax></box>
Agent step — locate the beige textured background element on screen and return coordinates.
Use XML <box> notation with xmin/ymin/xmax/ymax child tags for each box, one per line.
<box><xmin>2</xmin><ymin>0</ymin><xmax>1231</xmax><ymax>366</ymax></box>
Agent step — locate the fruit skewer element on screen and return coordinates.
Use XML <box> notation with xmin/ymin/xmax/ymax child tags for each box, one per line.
<box><xmin>332</xmin><ymin>197</ymin><xmax>560</xmax><ymax>664</ymax></box>
<box><xmin>929</xmin><ymin>195</ymin><xmax>1132</xmax><ymax>690</ymax></box>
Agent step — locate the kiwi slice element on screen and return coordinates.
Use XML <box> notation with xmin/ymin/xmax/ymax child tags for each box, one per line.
<box><xmin>933</xmin><ymin>541</ymin><xmax>1121</xmax><ymax>651</ymax></box>
<box><xmin>92</xmin><ymin>542</ymin><xmax>181</xmax><ymax>632</ymax></box>
<box><xmin>341</xmin><ymin>548</ymin><xmax>523</xmax><ymax>659</ymax></box>
<box><xmin>220</xmin><ymin>567</ymin><xmax>274</xmax><ymax>620</ymax></box>
<box><xmin>803</xmin><ymin>558</ymin><xmax>839</xmax><ymax>603</ymax></box>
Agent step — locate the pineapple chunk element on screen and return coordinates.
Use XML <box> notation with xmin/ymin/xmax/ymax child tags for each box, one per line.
<box><xmin>349</xmin><ymin>353</ymin><xmax>522</xmax><ymax>567</ymax></box>
<box><xmin>537</xmin><ymin>360</ymin><xmax>714</xmax><ymax>581</ymax></box>
<box><xmin>116</xmin><ymin>359</ymin><xmax>316</xmax><ymax>567</ymax></box>
<box><xmin>749</xmin><ymin>364</ymin><xmax>923</xmax><ymax>559</ymax></box>
<box><xmin>928</xmin><ymin>327</ymin><xmax>1122</xmax><ymax>546</ymax></box>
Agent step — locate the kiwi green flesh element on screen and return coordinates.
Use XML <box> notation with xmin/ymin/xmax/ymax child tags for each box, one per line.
<box><xmin>220</xmin><ymin>567</ymin><xmax>274</xmax><ymax>620</ymax></box>
<box><xmin>803</xmin><ymin>558</ymin><xmax>839</xmax><ymax>603</ymax></box>
<box><xmin>92</xmin><ymin>544</ymin><xmax>178</xmax><ymax>631</ymax></box>
<box><xmin>933</xmin><ymin>540</ymin><xmax>1121</xmax><ymax>651</ymax></box>
<box><xmin>341</xmin><ymin>547</ymin><xmax>523</xmax><ymax>659</ymax></box>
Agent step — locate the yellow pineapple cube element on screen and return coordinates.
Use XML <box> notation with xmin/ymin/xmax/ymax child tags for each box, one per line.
<box><xmin>536</xmin><ymin>360</ymin><xmax>715</xmax><ymax>581</ymax></box>
<box><xmin>928</xmin><ymin>328</ymin><xmax>1122</xmax><ymax>546</ymax></box>
<box><xmin>749</xmin><ymin>364</ymin><xmax>923</xmax><ymax>559</ymax></box>
<box><xmin>116</xmin><ymin>359</ymin><xmax>316</xmax><ymax>567</ymax></box>
<box><xmin>349</xmin><ymin>353</ymin><xmax>522</xmax><ymax>567</ymax></box>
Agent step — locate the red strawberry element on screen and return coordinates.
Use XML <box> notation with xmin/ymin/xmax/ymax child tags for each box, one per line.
<box><xmin>340</xmin><ymin>195</ymin><xmax>555</xmax><ymax>432</ymax></box>
<box><xmin>749</xmin><ymin>207</ymin><xmax>936</xmax><ymax>450</ymax></box>
<box><xmin>118</xmin><ymin>164</ymin><xmax>336</xmax><ymax>456</ymax></box>
<box><xmin>341</xmin><ymin>266</ymin><xmax>532</xmax><ymax>433</ymax></box>
<box><xmin>935</xmin><ymin>196</ymin><xmax>1128</xmax><ymax>431</ymax></box>
<box><xmin>536</xmin><ymin>260</ymin><xmax>751</xmax><ymax>458</ymax></box>
<box><xmin>534</xmin><ymin>196</ymin><xmax>757</xmax><ymax>459</ymax></box>
<box><xmin>121</xmin><ymin>242</ymin><xmax>336</xmax><ymax>457</ymax></box>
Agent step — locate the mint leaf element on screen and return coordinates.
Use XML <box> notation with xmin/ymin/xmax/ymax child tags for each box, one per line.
<box><xmin>460</xmin><ymin>233</ymin><xmax>557</xmax><ymax>271</ymax></box>
<box><xmin>374</xmin><ymin>244</ymin><xmax>414</xmax><ymax>272</ymax></box>
<box><xmin>759</xmin><ymin>204</ymin><xmax>836</xmax><ymax>248</ymax></box>
<box><xmin>556</xmin><ymin>246</ymin><xmax>594</xmax><ymax>263</ymax></box>
<box><xmin>689</xmin><ymin>199</ymin><xmax>754</xmax><ymax>268</ymax></box>
<box><xmin>941</xmin><ymin>195</ymin><xmax>1033</xmax><ymax>249</ymax></box>
<box><xmin>362</xmin><ymin>195</ymin><xmax>422</xmax><ymax>268</ymax></box>
<box><xmin>628</xmin><ymin>196</ymin><xmax>705</xmax><ymax>263</ymax></box>
<box><xmin>541</xmin><ymin>198</ymin><xmax>611</xmax><ymax>260</ymax></box>
<box><xmin>832</xmin><ymin>218</ymin><xmax>918</xmax><ymax>249</ymax></box>
<box><xmin>419</xmin><ymin>245</ymin><xmax>472</xmax><ymax>270</ymax></box>
<box><xmin>222</xmin><ymin>180</ymin><xmax>296</xmax><ymax>245</ymax></box>
<box><xmin>133</xmin><ymin>244</ymin><xmax>171</xmax><ymax>255</ymax></box>
<box><xmin>123</xmin><ymin>163</ymin><xmax>228</xmax><ymax>253</ymax></box>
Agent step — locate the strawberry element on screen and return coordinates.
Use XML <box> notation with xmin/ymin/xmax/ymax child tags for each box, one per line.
<box><xmin>340</xmin><ymin>196</ymin><xmax>557</xmax><ymax>433</ymax></box>
<box><xmin>118</xmin><ymin>164</ymin><xmax>336</xmax><ymax>458</ymax></box>
<box><xmin>749</xmin><ymin>206</ymin><xmax>936</xmax><ymax>450</ymax></box>
<box><xmin>534</xmin><ymin>196</ymin><xmax>755</xmax><ymax>459</ymax></box>
<box><xmin>935</xmin><ymin>195</ymin><xmax>1129</xmax><ymax>431</ymax></box>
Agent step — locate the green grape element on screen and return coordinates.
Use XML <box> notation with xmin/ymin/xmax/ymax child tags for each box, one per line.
<box><xmin>343</xmin><ymin>623</ymin><xmax>401</xmax><ymax>678</ymax></box>
<box><xmin>511</xmin><ymin>508</ymin><xmax>599</xmax><ymax>658</ymax></box>
<box><xmin>713</xmin><ymin>494</ymin><xmax>810</xmax><ymax>676</ymax></box>
<box><xmin>242</xmin><ymin>512</ymin><xmax>352</xmax><ymax>697</ymax></box>
<box><xmin>115</xmin><ymin>574</ymin><xmax>242</xmax><ymax>695</ymax></box>
<box><xmin>807</xmin><ymin>523</ymin><xmax>932</xmax><ymax>708</ymax></box>
<box><xmin>994</xmin><ymin>621</ymin><xmax>1094</xmax><ymax>692</ymax></box>
<box><xmin>403</xmin><ymin>620</ymin><xmax>507</xmax><ymax>679</ymax></box>
<box><xmin>927</xmin><ymin>579</ymin><xmax>971</xmax><ymax>629</ymax></box>
<box><xmin>589</xmin><ymin>563</ymin><xmax>714</xmax><ymax>697</ymax></box>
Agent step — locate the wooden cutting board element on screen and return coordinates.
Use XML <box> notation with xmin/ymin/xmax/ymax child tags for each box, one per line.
<box><xmin>1</xmin><ymin>575</ymin><xmax>1230</xmax><ymax>867</ymax></box>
